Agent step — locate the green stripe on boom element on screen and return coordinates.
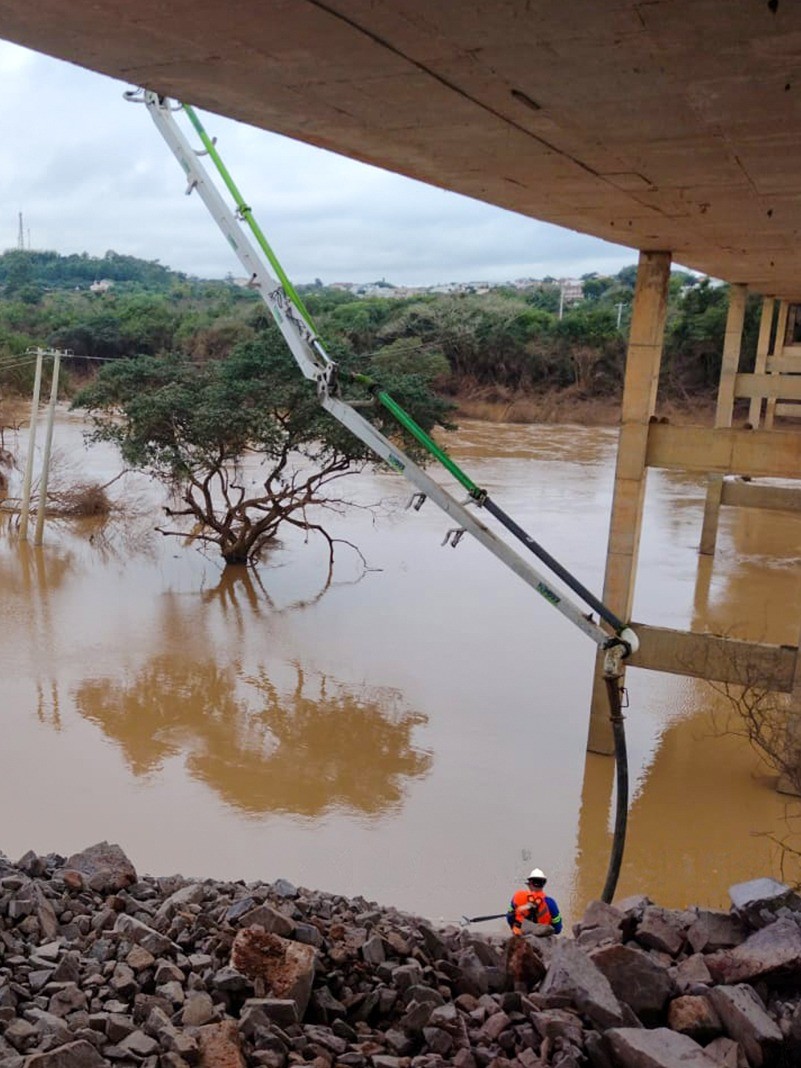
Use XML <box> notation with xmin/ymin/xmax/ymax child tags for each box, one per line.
<box><xmin>183</xmin><ymin>105</ymin><xmax>479</xmax><ymax>495</ymax></box>
<box><xmin>182</xmin><ymin>104</ymin><xmax>316</xmax><ymax>332</ymax></box>
<box><xmin>376</xmin><ymin>390</ymin><xmax>479</xmax><ymax>494</ymax></box>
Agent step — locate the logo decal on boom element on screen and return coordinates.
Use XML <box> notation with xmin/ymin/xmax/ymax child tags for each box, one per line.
<box><xmin>536</xmin><ymin>582</ymin><xmax>560</xmax><ymax>606</ymax></box>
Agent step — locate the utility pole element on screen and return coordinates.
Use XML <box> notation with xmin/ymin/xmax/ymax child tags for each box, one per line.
<box><xmin>17</xmin><ymin>211</ymin><xmax>24</xmax><ymax>250</ymax></box>
<box><xmin>33</xmin><ymin>350</ymin><xmax>61</xmax><ymax>546</ymax></box>
<box><xmin>18</xmin><ymin>348</ymin><xmax>44</xmax><ymax>540</ymax></box>
<box><xmin>615</xmin><ymin>302</ymin><xmax>626</xmax><ymax>329</ymax></box>
<box><xmin>18</xmin><ymin>347</ymin><xmax>69</xmax><ymax>545</ymax></box>
<box><xmin>558</xmin><ymin>283</ymin><xmax>565</xmax><ymax>321</ymax></box>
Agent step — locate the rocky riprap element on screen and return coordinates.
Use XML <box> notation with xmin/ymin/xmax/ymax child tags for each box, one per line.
<box><xmin>2</xmin><ymin>844</ymin><xmax>801</xmax><ymax>1068</ymax></box>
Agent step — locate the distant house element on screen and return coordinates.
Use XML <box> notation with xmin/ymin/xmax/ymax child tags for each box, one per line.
<box><xmin>558</xmin><ymin>279</ymin><xmax>584</xmax><ymax>303</ymax></box>
<box><xmin>89</xmin><ymin>279</ymin><xmax>114</xmax><ymax>294</ymax></box>
<box><xmin>355</xmin><ymin>283</ymin><xmax>408</xmax><ymax>299</ymax></box>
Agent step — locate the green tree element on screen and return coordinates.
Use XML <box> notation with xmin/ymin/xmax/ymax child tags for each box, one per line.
<box><xmin>325</xmin><ymin>298</ymin><xmax>396</xmax><ymax>349</ymax></box>
<box><xmin>73</xmin><ymin>327</ymin><xmax>454</xmax><ymax>567</ymax></box>
<box><xmin>664</xmin><ymin>279</ymin><xmax>729</xmax><ymax>391</ymax></box>
<box><xmin>3</xmin><ymin>251</ymin><xmax>35</xmax><ymax>296</ymax></box>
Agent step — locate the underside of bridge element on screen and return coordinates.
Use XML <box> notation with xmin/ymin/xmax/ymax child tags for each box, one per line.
<box><xmin>3</xmin><ymin>1</ymin><xmax>801</xmax><ymax>768</ymax></box>
<box><xmin>2</xmin><ymin>0</ymin><xmax>801</xmax><ymax>298</ymax></box>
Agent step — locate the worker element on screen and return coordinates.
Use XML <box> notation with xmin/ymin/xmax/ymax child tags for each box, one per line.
<box><xmin>506</xmin><ymin>868</ymin><xmax>563</xmax><ymax>936</ymax></box>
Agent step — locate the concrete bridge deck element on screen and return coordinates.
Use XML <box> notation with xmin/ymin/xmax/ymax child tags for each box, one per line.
<box><xmin>1</xmin><ymin>1</ymin><xmax>800</xmax><ymax>297</ymax></box>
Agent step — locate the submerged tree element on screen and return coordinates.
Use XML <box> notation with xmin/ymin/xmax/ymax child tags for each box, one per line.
<box><xmin>73</xmin><ymin>328</ymin><xmax>452</xmax><ymax>567</ymax></box>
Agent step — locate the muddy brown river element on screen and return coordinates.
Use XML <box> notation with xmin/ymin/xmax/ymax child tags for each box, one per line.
<box><xmin>2</xmin><ymin>411</ymin><xmax>800</xmax><ymax>932</ymax></box>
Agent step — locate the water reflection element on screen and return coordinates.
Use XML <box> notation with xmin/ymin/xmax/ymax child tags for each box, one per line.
<box><xmin>0</xmin><ymin>525</ymin><xmax>76</xmax><ymax>597</ymax></box>
<box><xmin>74</xmin><ymin>659</ymin><xmax>432</xmax><ymax>818</ymax></box>
<box><xmin>572</xmin><ymin>494</ymin><xmax>801</xmax><ymax>918</ymax></box>
<box><xmin>199</xmin><ymin>560</ymin><xmax>372</xmax><ymax>625</ymax></box>
<box><xmin>5</xmin><ymin>415</ymin><xmax>801</xmax><ymax>924</ymax></box>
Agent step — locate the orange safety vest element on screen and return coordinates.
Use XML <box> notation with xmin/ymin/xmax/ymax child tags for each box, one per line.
<box><xmin>510</xmin><ymin>889</ymin><xmax>552</xmax><ymax>933</ymax></box>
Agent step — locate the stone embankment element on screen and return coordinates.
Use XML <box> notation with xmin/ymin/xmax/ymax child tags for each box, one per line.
<box><xmin>2</xmin><ymin>843</ymin><xmax>801</xmax><ymax>1068</ymax></box>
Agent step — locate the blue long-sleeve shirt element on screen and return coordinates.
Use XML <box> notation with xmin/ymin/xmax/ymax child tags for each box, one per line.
<box><xmin>543</xmin><ymin>895</ymin><xmax>563</xmax><ymax>933</ymax></box>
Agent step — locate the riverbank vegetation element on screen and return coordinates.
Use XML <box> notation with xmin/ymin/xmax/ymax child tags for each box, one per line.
<box><xmin>0</xmin><ymin>248</ymin><xmax>763</xmax><ymax>419</ymax></box>
<box><xmin>0</xmin><ymin>249</ymin><xmax>762</xmax><ymax>563</ymax></box>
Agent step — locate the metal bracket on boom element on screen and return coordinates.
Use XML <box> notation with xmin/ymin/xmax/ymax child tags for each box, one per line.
<box><xmin>406</xmin><ymin>493</ymin><xmax>427</xmax><ymax>512</ymax></box>
<box><xmin>602</xmin><ymin>627</ymin><xmax>639</xmax><ymax>680</ymax></box>
<box><xmin>442</xmin><ymin>528</ymin><xmax>466</xmax><ymax>548</ymax></box>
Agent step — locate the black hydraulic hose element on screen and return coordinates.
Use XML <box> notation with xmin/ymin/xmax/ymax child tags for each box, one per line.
<box><xmin>482</xmin><ymin>497</ymin><xmax>626</xmax><ymax>633</ymax></box>
<box><xmin>600</xmin><ymin>674</ymin><xmax>629</xmax><ymax>903</ymax></box>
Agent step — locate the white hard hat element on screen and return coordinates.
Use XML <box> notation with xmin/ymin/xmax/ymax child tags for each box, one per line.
<box><xmin>528</xmin><ymin>868</ymin><xmax>547</xmax><ymax>881</ymax></box>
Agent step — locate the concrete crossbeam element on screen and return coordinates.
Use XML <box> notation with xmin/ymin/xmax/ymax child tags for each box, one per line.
<box><xmin>766</xmin><ymin>356</ymin><xmax>801</xmax><ymax>374</ymax></box>
<box><xmin>646</xmin><ymin>425</ymin><xmax>801</xmax><ymax>479</ymax></box>
<box><xmin>628</xmin><ymin>623</ymin><xmax>797</xmax><ymax>694</ymax></box>
<box><xmin>720</xmin><ymin>480</ymin><xmax>801</xmax><ymax>513</ymax></box>
<box><xmin>735</xmin><ymin>373</ymin><xmax>801</xmax><ymax>401</ymax></box>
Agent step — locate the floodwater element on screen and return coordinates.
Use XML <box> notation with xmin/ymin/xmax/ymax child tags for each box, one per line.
<box><xmin>2</xmin><ymin>410</ymin><xmax>800</xmax><ymax>933</ymax></box>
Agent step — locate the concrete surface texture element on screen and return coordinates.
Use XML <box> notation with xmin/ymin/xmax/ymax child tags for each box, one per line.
<box><xmin>2</xmin><ymin>1</ymin><xmax>800</xmax><ymax>296</ymax></box>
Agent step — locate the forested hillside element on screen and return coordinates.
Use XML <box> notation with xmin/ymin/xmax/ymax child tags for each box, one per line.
<box><xmin>0</xmin><ymin>248</ymin><xmax>762</xmax><ymax>415</ymax></box>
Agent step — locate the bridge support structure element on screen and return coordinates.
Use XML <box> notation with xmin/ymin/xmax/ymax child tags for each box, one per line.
<box><xmin>588</xmin><ymin>259</ymin><xmax>801</xmax><ymax>765</ymax></box>
<box><xmin>587</xmin><ymin>250</ymin><xmax>671</xmax><ymax>755</ymax></box>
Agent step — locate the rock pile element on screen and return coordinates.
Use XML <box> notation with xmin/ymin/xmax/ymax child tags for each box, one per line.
<box><xmin>2</xmin><ymin>843</ymin><xmax>801</xmax><ymax>1067</ymax></box>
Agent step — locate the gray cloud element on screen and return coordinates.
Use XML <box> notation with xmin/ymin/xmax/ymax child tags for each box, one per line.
<box><xmin>1</xmin><ymin>40</ymin><xmax>637</xmax><ymax>286</ymax></box>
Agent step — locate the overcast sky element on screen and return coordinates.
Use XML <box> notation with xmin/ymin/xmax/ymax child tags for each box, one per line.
<box><xmin>1</xmin><ymin>39</ymin><xmax>639</xmax><ymax>288</ymax></box>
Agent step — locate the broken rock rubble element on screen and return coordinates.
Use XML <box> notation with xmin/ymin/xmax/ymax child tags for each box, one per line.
<box><xmin>1</xmin><ymin>843</ymin><xmax>801</xmax><ymax>1066</ymax></box>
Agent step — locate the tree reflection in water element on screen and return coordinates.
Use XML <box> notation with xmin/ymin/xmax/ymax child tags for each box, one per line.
<box><xmin>73</xmin><ymin>660</ymin><xmax>432</xmax><ymax>818</ymax></box>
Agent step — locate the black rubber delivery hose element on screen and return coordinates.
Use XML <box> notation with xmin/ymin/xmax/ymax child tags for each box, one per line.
<box><xmin>600</xmin><ymin>675</ymin><xmax>629</xmax><ymax>903</ymax></box>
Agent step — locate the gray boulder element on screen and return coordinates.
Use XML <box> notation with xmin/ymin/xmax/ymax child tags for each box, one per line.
<box><xmin>708</xmin><ymin>985</ymin><xmax>782</xmax><ymax>1067</ymax></box>
<box><xmin>23</xmin><ymin>1040</ymin><xmax>106</xmax><ymax>1067</ymax></box>
<box><xmin>687</xmin><ymin>910</ymin><xmax>747</xmax><ymax>954</ymax></box>
<box><xmin>636</xmin><ymin>906</ymin><xmax>690</xmax><ymax>957</ymax></box>
<box><xmin>606</xmin><ymin>1027</ymin><xmax>720</xmax><ymax>1067</ymax></box>
<box><xmin>706</xmin><ymin>917</ymin><xmax>801</xmax><ymax>984</ymax></box>
<box><xmin>61</xmin><ymin>843</ymin><xmax>136</xmax><ymax>894</ymax></box>
<box><xmin>540</xmin><ymin>941</ymin><xmax>625</xmax><ymax>1029</ymax></box>
<box><xmin>590</xmin><ymin>943</ymin><xmax>673</xmax><ymax>1022</ymax></box>
<box><xmin>236</xmin><ymin>903</ymin><xmax>295</xmax><ymax>938</ymax></box>
<box><xmin>729</xmin><ymin>878</ymin><xmax>801</xmax><ymax>928</ymax></box>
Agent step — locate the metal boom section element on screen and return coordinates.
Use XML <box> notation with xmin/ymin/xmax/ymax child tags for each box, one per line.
<box><xmin>138</xmin><ymin>91</ymin><xmax>635</xmax><ymax>655</ymax></box>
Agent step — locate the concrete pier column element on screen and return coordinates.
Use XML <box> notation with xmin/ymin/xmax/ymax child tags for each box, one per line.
<box><xmin>699</xmin><ymin>283</ymin><xmax>747</xmax><ymax>556</ymax></box>
<box><xmin>765</xmin><ymin>301</ymin><xmax>789</xmax><ymax>430</ymax></box>
<box><xmin>587</xmin><ymin>250</ymin><xmax>671</xmax><ymax>755</ymax></box>
<box><xmin>748</xmin><ymin>296</ymin><xmax>775</xmax><ymax>429</ymax></box>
